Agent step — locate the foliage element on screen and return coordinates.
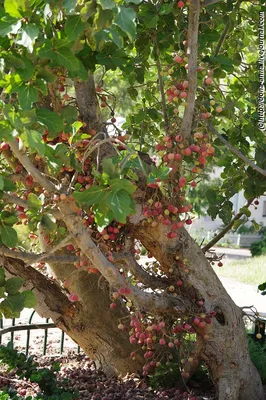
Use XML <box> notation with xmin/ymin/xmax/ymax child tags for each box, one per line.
<box><xmin>0</xmin><ymin>0</ymin><xmax>265</xmax><ymax>388</ymax></box>
<box><xmin>251</xmin><ymin>232</ymin><xmax>266</xmax><ymax>257</ymax></box>
<box><xmin>247</xmin><ymin>337</ymin><xmax>266</xmax><ymax>384</ymax></box>
<box><xmin>0</xmin><ymin>343</ymin><xmax>76</xmax><ymax>399</ymax></box>
<box><xmin>0</xmin><ymin>268</ymin><xmax>36</xmax><ymax>318</ymax></box>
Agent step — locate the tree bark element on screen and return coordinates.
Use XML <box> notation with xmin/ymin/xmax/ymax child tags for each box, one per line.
<box><xmin>132</xmin><ymin>223</ymin><xmax>264</xmax><ymax>400</ymax></box>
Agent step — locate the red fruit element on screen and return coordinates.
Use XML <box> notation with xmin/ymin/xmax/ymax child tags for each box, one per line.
<box><xmin>194</xmin><ymin>317</ymin><xmax>200</xmax><ymax>325</ymax></box>
<box><xmin>124</xmin><ymin>287</ymin><xmax>131</xmax><ymax>295</ymax></box>
<box><xmin>110</xmin><ymin>302</ymin><xmax>116</xmax><ymax>309</ymax></box>
<box><xmin>67</xmin><ymin>244</ymin><xmax>74</xmax><ymax>251</ymax></box>
<box><xmin>1</xmin><ymin>142</ymin><xmax>9</xmax><ymax>151</ymax></box>
<box><xmin>177</xmin><ymin>0</ymin><xmax>185</xmax><ymax>7</ymax></box>
<box><xmin>198</xmin><ymin>321</ymin><xmax>206</xmax><ymax>329</ymax></box>
<box><xmin>176</xmin><ymin>280</ymin><xmax>183</xmax><ymax>286</ymax></box>
<box><xmin>96</xmin><ymin>86</ymin><xmax>102</xmax><ymax>93</ymax></box>
<box><xmin>198</xmin><ymin>156</ymin><xmax>207</xmax><ymax>164</ymax></box>
<box><xmin>88</xmin><ymin>267</ymin><xmax>99</xmax><ymax>274</ymax></box>
<box><xmin>173</xmin><ymin>55</ymin><xmax>184</xmax><ymax>64</ymax></box>
<box><xmin>77</xmin><ymin>175</ymin><xmax>85</xmax><ymax>184</ymax></box>
<box><xmin>190</xmin><ymin>181</ymin><xmax>197</xmax><ymax>187</ymax></box>
<box><xmin>184</xmin><ymin>147</ymin><xmax>192</xmax><ymax>156</ymax></box>
<box><xmin>167</xmin><ymin>153</ymin><xmax>175</xmax><ymax>161</ymax></box>
<box><xmin>167</xmin><ymin>231</ymin><xmax>177</xmax><ymax>239</ymax></box>
<box><xmin>168</xmin><ymin>204</ymin><xmax>178</xmax><ymax>213</ymax></box>
<box><xmin>218</xmin><ymin>262</ymin><xmax>223</xmax><ymax>267</ymax></box>
<box><xmin>147</xmin><ymin>183</ymin><xmax>159</xmax><ymax>188</ymax></box>
<box><xmin>185</xmin><ymin>219</ymin><xmax>192</xmax><ymax>225</ymax></box>
<box><xmin>159</xmin><ymin>338</ymin><xmax>166</xmax><ymax>345</ymax></box>
<box><xmin>205</xmin><ymin>77</ymin><xmax>213</xmax><ymax>85</ymax></box>
<box><xmin>68</xmin><ymin>293</ymin><xmax>79</xmax><ymax>302</ymax></box>
<box><xmin>180</xmin><ymin>91</ymin><xmax>187</xmax><ymax>99</ymax></box>
<box><xmin>58</xmin><ymin>85</ymin><xmax>65</xmax><ymax>92</ymax></box>
<box><xmin>179</xmin><ymin>177</ymin><xmax>187</xmax><ymax>185</ymax></box>
<box><xmin>254</xmin><ymin>200</ymin><xmax>259</xmax><ymax>205</ymax></box>
<box><xmin>174</xmin><ymin>153</ymin><xmax>182</xmax><ymax>161</ymax></box>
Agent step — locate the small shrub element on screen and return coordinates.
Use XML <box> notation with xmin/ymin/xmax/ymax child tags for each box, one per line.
<box><xmin>250</xmin><ymin>236</ymin><xmax>266</xmax><ymax>257</ymax></box>
<box><xmin>248</xmin><ymin>337</ymin><xmax>266</xmax><ymax>383</ymax></box>
<box><xmin>0</xmin><ymin>343</ymin><xmax>76</xmax><ymax>399</ymax></box>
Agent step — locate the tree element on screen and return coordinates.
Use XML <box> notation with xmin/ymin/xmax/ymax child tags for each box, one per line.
<box><xmin>0</xmin><ymin>0</ymin><xmax>265</xmax><ymax>399</ymax></box>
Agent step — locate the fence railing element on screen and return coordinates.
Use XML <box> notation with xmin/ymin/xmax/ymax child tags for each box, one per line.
<box><xmin>0</xmin><ymin>311</ymin><xmax>81</xmax><ymax>355</ymax></box>
<box><xmin>205</xmin><ymin>232</ymin><xmax>261</xmax><ymax>248</ymax></box>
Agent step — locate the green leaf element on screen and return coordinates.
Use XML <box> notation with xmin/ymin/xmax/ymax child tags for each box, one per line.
<box><xmin>109</xmin><ymin>178</ymin><xmax>137</xmax><ymax>194</ymax></box>
<box><xmin>251</xmin><ymin>219</ymin><xmax>261</xmax><ymax>231</ymax></box>
<box><xmin>0</xmin><ymin>16</ymin><xmax>21</xmax><ymax>37</ymax></box>
<box><xmin>0</xmin><ymin>177</ymin><xmax>4</xmax><ymax>191</ymax></box>
<box><xmin>1</xmin><ymin>293</ymin><xmax>25</xmax><ymax>317</ymax></box>
<box><xmin>148</xmin><ymin>165</ymin><xmax>170</xmax><ymax>183</ymax></box>
<box><xmin>0</xmin><ymin>269</ymin><xmax>6</xmax><ymax>287</ymax></box>
<box><xmin>27</xmin><ymin>193</ymin><xmax>42</xmax><ymax>211</ymax></box>
<box><xmin>36</xmin><ymin>68</ymin><xmax>57</xmax><ymax>83</ymax></box>
<box><xmin>105</xmin><ymin>189</ymin><xmax>134</xmax><ymax>223</ymax></box>
<box><xmin>233</xmin><ymin>218</ymin><xmax>245</xmax><ymax>230</ymax></box>
<box><xmin>54</xmin><ymin>47</ymin><xmax>80</xmax><ymax>71</ymax></box>
<box><xmin>65</xmin><ymin>15</ymin><xmax>85</xmax><ymax>41</ymax></box>
<box><xmin>99</xmin><ymin>0</ymin><xmax>116</xmax><ymax>9</ymax></box>
<box><xmin>5</xmin><ymin>277</ymin><xmax>24</xmax><ymax>295</ymax></box>
<box><xmin>93</xmin><ymin>206</ymin><xmax>114</xmax><ymax>230</ymax></box>
<box><xmin>114</xmin><ymin>6</ymin><xmax>136</xmax><ymax>41</ymax></box>
<box><xmin>2</xmin><ymin>178</ymin><xmax>16</xmax><ymax>192</ymax></box>
<box><xmin>4</xmin><ymin>0</ymin><xmax>26</xmax><ymax>18</ymax></box>
<box><xmin>73</xmin><ymin>185</ymin><xmax>107</xmax><ymax>206</ymax></box>
<box><xmin>2</xmin><ymin>212</ymin><xmax>18</xmax><ymax>225</ymax></box>
<box><xmin>17</xmin><ymin>84</ymin><xmax>38</xmax><ymax>110</ymax></box>
<box><xmin>63</xmin><ymin>0</ymin><xmax>77</xmax><ymax>13</ymax></box>
<box><xmin>17</xmin><ymin>23</ymin><xmax>39</xmax><ymax>52</ymax></box>
<box><xmin>1</xmin><ymin>226</ymin><xmax>18</xmax><ymax>247</ymax></box>
<box><xmin>240</xmin><ymin>206</ymin><xmax>251</xmax><ymax>217</ymax></box>
<box><xmin>40</xmin><ymin>214</ymin><xmax>57</xmax><ymax>232</ymax></box>
<box><xmin>36</xmin><ymin>109</ymin><xmax>64</xmax><ymax>134</ymax></box>
<box><xmin>24</xmin><ymin>130</ymin><xmax>46</xmax><ymax>156</ymax></box>
<box><xmin>21</xmin><ymin>290</ymin><xmax>37</xmax><ymax>308</ymax></box>
<box><xmin>0</xmin><ymin>121</ymin><xmax>13</xmax><ymax>140</ymax></box>
<box><xmin>61</xmin><ymin>106</ymin><xmax>78</xmax><ymax>124</ymax></box>
<box><xmin>102</xmin><ymin>158</ymin><xmax>120</xmax><ymax>178</ymax></box>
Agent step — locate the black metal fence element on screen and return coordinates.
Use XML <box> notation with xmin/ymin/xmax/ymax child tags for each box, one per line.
<box><xmin>0</xmin><ymin>311</ymin><xmax>80</xmax><ymax>355</ymax></box>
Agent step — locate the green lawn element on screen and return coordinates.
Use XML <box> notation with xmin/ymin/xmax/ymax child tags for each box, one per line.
<box><xmin>213</xmin><ymin>255</ymin><xmax>266</xmax><ymax>286</ymax></box>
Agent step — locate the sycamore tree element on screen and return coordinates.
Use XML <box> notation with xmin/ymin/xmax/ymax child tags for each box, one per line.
<box><xmin>0</xmin><ymin>0</ymin><xmax>266</xmax><ymax>399</ymax></box>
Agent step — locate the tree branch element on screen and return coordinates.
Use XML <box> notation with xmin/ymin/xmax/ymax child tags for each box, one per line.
<box><xmin>2</xmin><ymin>193</ymin><xmax>29</xmax><ymax>209</ymax></box>
<box><xmin>0</xmin><ymin>246</ymin><xmax>79</xmax><ymax>264</ymax></box>
<box><xmin>181</xmin><ymin>0</ymin><xmax>201</xmax><ymax>142</ymax></box>
<box><xmin>214</xmin><ymin>21</ymin><xmax>230</xmax><ymax>57</ymax></box>
<box><xmin>113</xmin><ymin>252</ymin><xmax>169</xmax><ymax>291</ymax></box>
<box><xmin>7</xmin><ymin>140</ymin><xmax>58</xmax><ymax>192</ymax></box>
<box><xmin>25</xmin><ymin>234</ymin><xmax>73</xmax><ymax>267</ymax></box>
<box><xmin>201</xmin><ymin>0</ymin><xmax>221</xmax><ymax>6</ymax></box>
<box><xmin>202</xmin><ymin>198</ymin><xmax>255</xmax><ymax>252</ymax></box>
<box><xmin>207</xmin><ymin>123</ymin><xmax>266</xmax><ymax>176</ymax></box>
<box><xmin>57</xmin><ymin>202</ymin><xmax>186</xmax><ymax>315</ymax></box>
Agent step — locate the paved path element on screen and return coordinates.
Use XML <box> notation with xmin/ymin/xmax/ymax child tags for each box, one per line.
<box><xmin>209</xmin><ymin>247</ymin><xmax>251</xmax><ymax>259</ymax></box>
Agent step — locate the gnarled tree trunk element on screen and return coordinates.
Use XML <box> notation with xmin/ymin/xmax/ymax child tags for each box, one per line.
<box><xmin>132</xmin><ymin>223</ymin><xmax>264</xmax><ymax>400</ymax></box>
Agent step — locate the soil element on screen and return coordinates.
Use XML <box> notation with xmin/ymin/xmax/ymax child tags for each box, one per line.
<box><xmin>1</xmin><ymin>353</ymin><xmax>216</xmax><ymax>400</ymax></box>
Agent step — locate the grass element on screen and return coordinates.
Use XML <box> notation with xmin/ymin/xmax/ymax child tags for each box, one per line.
<box><xmin>213</xmin><ymin>255</ymin><xmax>266</xmax><ymax>286</ymax></box>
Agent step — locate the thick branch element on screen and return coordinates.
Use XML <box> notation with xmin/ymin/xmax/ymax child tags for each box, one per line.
<box><xmin>0</xmin><ymin>246</ymin><xmax>78</xmax><ymax>264</ymax></box>
<box><xmin>58</xmin><ymin>201</ymin><xmax>186</xmax><ymax>314</ymax></box>
<box><xmin>7</xmin><ymin>140</ymin><xmax>58</xmax><ymax>192</ymax></box>
<box><xmin>2</xmin><ymin>193</ymin><xmax>29</xmax><ymax>209</ymax></box>
<box><xmin>207</xmin><ymin>123</ymin><xmax>266</xmax><ymax>176</ymax></box>
<box><xmin>113</xmin><ymin>252</ymin><xmax>169</xmax><ymax>291</ymax></box>
<box><xmin>202</xmin><ymin>198</ymin><xmax>255</xmax><ymax>252</ymax></box>
<box><xmin>181</xmin><ymin>0</ymin><xmax>200</xmax><ymax>141</ymax></box>
<box><xmin>1</xmin><ymin>256</ymin><xmax>76</xmax><ymax>321</ymax></box>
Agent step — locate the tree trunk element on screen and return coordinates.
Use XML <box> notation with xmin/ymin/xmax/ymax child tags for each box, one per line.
<box><xmin>132</xmin><ymin>222</ymin><xmax>264</xmax><ymax>400</ymax></box>
<box><xmin>2</xmin><ymin>256</ymin><xmax>143</xmax><ymax>376</ymax></box>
